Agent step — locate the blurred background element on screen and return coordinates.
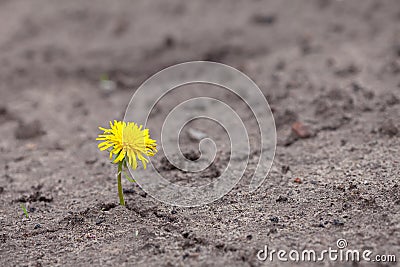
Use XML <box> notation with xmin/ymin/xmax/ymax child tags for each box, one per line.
<box><xmin>0</xmin><ymin>0</ymin><xmax>399</xmax><ymax>266</ymax></box>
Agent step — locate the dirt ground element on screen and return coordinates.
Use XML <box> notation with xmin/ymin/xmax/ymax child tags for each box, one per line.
<box><xmin>0</xmin><ymin>0</ymin><xmax>399</xmax><ymax>266</ymax></box>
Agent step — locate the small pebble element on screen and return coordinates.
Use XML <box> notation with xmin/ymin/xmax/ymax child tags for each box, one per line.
<box><xmin>123</xmin><ymin>188</ymin><xmax>135</xmax><ymax>194</ymax></box>
<box><xmin>276</xmin><ymin>196</ymin><xmax>288</xmax><ymax>202</ymax></box>
<box><xmin>333</xmin><ymin>219</ymin><xmax>344</xmax><ymax>226</ymax></box>
<box><xmin>291</xmin><ymin>122</ymin><xmax>314</xmax><ymax>138</ymax></box>
<box><xmin>269</xmin><ymin>216</ymin><xmax>279</xmax><ymax>223</ymax></box>
<box><xmin>294</xmin><ymin>177</ymin><xmax>302</xmax><ymax>184</ymax></box>
<box><xmin>95</xmin><ymin>218</ymin><xmax>105</xmax><ymax>225</ymax></box>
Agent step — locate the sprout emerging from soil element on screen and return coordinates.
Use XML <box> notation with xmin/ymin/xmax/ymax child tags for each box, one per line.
<box><xmin>20</xmin><ymin>203</ymin><xmax>29</xmax><ymax>218</ymax></box>
<box><xmin>96</xmin><ymin>120</ymin><xmax>158</xmax><ymax>205</ymax></box>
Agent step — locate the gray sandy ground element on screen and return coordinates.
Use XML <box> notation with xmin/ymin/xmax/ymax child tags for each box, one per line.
<box><xmin>0</xmin><ymin>0</ymin><xmax>399</xmax><ymax>266</ymax></box>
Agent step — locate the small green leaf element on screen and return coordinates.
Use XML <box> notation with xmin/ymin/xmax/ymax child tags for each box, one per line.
<box><xmin>100</xmin><ymin>73</ymin><xmax>109</xmax><ymax>81</ymax></box>
<box><xmin>20</xmin><ymin>203</ymin><xmax>29</xmax><ymax>218</ymax></box>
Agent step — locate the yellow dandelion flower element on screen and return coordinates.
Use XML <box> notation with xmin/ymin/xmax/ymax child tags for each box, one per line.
<box><xmin>96</xmin><ymin>120</ymin><xmax>157</xmax><ymax>169</ymax></box>
<box><xmin>96</xmin><ymin>120</ymin><xmax>157</xmax><ymax>206</ymax></box>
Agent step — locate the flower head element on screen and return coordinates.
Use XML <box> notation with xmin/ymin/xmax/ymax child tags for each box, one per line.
<box><xmin>96</xmin><ymin>120</ymin><xmax>157</xmax><ymax>169</ymax></box>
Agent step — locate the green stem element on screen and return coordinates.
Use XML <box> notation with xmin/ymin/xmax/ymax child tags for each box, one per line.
<box><xmin>117</xmin><ymin>161</ymin><xmax>125</xmax><ymax>206</ymax></box>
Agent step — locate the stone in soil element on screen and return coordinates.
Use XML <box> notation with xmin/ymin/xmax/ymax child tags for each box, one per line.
<box><xmin>291</xmin><ymin>122</ymin><xmax>314</xmax><ymax>138</ymax></box>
